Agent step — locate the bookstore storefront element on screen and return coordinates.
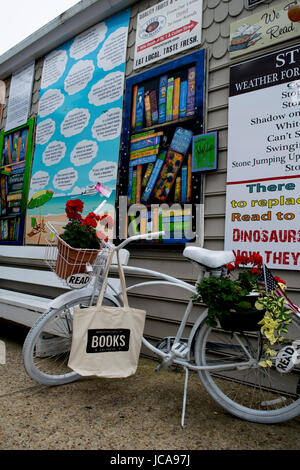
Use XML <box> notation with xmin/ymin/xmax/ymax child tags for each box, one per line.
<box><xmin>0</xmin><ymin>0</ymin><xmax>299</xmax><ymax>339</ymax></box>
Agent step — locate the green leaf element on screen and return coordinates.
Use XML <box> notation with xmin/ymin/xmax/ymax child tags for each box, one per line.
<box><xmin>236</xmin><ymin>301</ymin><xmax>251</xmax><ymax>310</ymax></box>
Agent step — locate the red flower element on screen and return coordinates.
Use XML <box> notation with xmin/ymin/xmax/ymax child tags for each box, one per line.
<box><xmin>274</xmin><ymin>276</ymin><xmax>286</xmax><ymax>285</ymax></box>
<box><xmin>81</xmin><ymin>212</ymin><xmax>101</xmax><ymax>228</ymax></box>
<box><xmin>233</xmin><ymin>253</ymin><xmax>263</xmax><ymax>269</ymax></box>
<box><xmin>65</xmin><ymin>199</ymin><xmax>84</xmax><ymax>220</ymax></box>
<box><xmin>251</xmin><ymin>253</ymin><xmax>263</xmax><ymax>267</ymax></box>
<box><xmin>251</xmin><ymin>268</ymin><xmax>261</xmax><ymax>275</ymax></box>
<box><xmin>226</xmin><ymin>263</ymin><xmax>235</xmax><ymax>272</ymax></box>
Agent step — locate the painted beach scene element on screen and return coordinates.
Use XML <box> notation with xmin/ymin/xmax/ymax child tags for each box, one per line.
<box><xmin>26</xmin><ymin>188</ymin><xmax>116</xmax><ymax>245</ymax></box>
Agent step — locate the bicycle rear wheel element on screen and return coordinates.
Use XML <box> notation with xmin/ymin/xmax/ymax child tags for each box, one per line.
<box><xmin>22</xmin><ymin>297</ymin><xmax>116</xmax><ymax>386</ymax></box>
<box><xmin>194</xmin><ymin>315</ymin><xmax>300</xmax><ymax>423</ymax></box>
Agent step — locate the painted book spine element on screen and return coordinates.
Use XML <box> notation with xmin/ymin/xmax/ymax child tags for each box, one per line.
<box><xmin>129</xmin><ymin>215</ymin><xmax>139</xmax><ymax>235</ymax></box>
<box><xmin>129</xmin><ymin>155</ymin><xmax>157</xmax><ymax>167</ymax></box>
<box><xmin>135</xmin><ymin>87</ymin><xmax>144</xmax><ymax>130</ymax></box>
<box><xmin>187</xmin><ymin>153</ymin><xmax>192</xmax><ymax>202</ymax></box>
<box><xmin>179</xmin><ymin>81</ymin><xmax>187</xmax><ymax>118</ymax></box>
<box><xmin>140</xmin><ymin>209</ymin><xmax>147</xmax><ymax>235</ymax></box>
<box><xmin>127</xmin><ymin>166</ymin><xmax>133</xmax><ymax>204</ymax></box>
<box><xmin>158</xmin><ymin>75</ymin><xmax>167</xmax><ymax>124</ymax></box>
<box><xmin>130</xmin><ymin>136</ymin><xmax>160</xmax><ymax>152</ymax></box>
<box><xmin>150</xmin><ymin>90</ymin><xmax>158</xmax><ymax>125</ymax></box>
<box><xmin>186</xmin><ymin>67</ymin><xmax>196</xmax><ymax>116</ymax></box>
<box><xmin>7</xmin><ymin>192</ymin><xmax>22</xmax><ymax>201</ymax></box>
<box><xmin>144</xmin><ymin>91</ymin><xmax>152</xmax><ymax>127</ymax></box>
<box><xmin>166</xmin><ymin>78</ymin><xmax>174</xmax><ymax>122</ymax></box>
<box><xmin>181</xmin><ymin>165</ymin><xmax>187</xmax><ymax>203</ymax></box>
<box><xmin>131</xmin><ymin>85</ymin><xmax>138</xmax><ymax>130</ymax></box>
<box><xmin>131</xmin><ymin>131</ymin><xmax>163</xmax><ymax>143</ymax></box>
<box><xmin>174</xmin><ymin>177</ymin><xmax>181</xmax><ymax>202</ymax></box>
<box><xmin>136</xmin><ymin>165</ymin><xmax>142</xmax><ymax>204</ymax></box>
<box><xmin>130</xmin><ymin>148</ymin><xmax>159</xmax><ymax>159</ymax></box>
<box><xmin>172</xmin><ymin>78</ymin><xmax>180</xmax><ymax>121</ymax></box>
<box><xmin>141</xmin><ymin>151</ymin><xmax>166</xmax><ymax>203</ymax></box>
<box><xmin>131</xmin><ymin>169</ymin><xmax>137</xmax><ymax>204</ymax></box>
<box><xmin>141</xmin><ymin>162</ymin><xmax>154</xmax><ymax>188</ymax></box>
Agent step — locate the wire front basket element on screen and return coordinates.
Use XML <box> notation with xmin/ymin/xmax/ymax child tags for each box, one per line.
<box><xmin>44</xmin><ymin>222</ymin><xmax>111</xmax><ymax>290</ymax></box>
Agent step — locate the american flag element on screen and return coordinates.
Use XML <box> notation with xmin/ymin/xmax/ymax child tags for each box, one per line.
<box><xmin>258</xmin><ymin>265</ymin><xmax>300</xmax><ymax>317</ymax></box>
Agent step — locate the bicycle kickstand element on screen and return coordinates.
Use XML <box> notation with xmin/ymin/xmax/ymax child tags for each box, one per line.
<box><xmin>181</xmin><ymin>367</ymin><xmax>189</xmax><ymax>429</ymax></box>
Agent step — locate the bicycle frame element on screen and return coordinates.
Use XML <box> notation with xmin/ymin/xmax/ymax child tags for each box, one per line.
<box><xmin>107</xmin><ymin>261</ymin><xmax>255</xmax><ymax>428</ymax></box>
<box><xmin>45</xmin><ymin>227</ymin><xmax>254</xmax><ymax>375</ymax></box>
<box><xmin>107</xmin><ymin>264</ymin><xmax>255</xmax><ymax>373</ymax></box>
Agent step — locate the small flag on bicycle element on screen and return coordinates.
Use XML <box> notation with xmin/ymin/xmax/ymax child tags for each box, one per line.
<box><xmin>259</xmin><ymin>265</ymin><xmax>300</xmax><ymax>318</ymax></box>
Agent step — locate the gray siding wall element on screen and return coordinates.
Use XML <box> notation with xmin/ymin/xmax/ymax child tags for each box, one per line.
<box><xmin>0</xmin><ymin>0</ymin><xmax>299</xmax><ymax>349</ymax></box>
<box><xmin>122</xmin><ymin>0</ymin><xmax>300</xmax><ymax>350</ymax></box>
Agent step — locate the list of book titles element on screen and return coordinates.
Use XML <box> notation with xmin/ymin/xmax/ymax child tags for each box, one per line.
<box><xmin>227</xmin><ymin>80</ymin><xmax>300</xmax><ymax>183</ymax></box>
<box><xmin>225</xmin><ymin>45</ymin><xmax>300</xmax><ymax>269</ymax></box>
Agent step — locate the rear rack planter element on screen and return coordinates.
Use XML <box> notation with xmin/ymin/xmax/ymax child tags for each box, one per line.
<box><xmin>218</xmin><ymin>294</ymin><xmax>264</xmax><ymax>332</ymax></box>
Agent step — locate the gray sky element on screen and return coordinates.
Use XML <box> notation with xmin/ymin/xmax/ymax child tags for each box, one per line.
<box><xmin>0</xmin><ymin>0</ymin><xmax>82</xmax><ymax>56</ymax></box>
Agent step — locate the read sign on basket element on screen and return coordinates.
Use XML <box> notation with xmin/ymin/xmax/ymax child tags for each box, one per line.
<box><xmin>67</xmin><ymin>273</ymin><xmax>91</xmax><ymax>288</ymax></box>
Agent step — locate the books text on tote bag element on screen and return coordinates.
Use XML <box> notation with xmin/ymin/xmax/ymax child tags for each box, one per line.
<box><xmin>68</xmin><ymin>250</ymin><xmax>146</xmax><ymax>378</ymax></box>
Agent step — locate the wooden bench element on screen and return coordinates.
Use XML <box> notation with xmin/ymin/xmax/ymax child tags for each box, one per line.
<box><xmin>0</xmin><ymin>246</ymin><xmax>129</xmax><ymax>328</ymax></box>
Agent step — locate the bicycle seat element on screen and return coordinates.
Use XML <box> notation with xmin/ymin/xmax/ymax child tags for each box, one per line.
<box><xmin>183</xmin><ymin>246</ymin><xmax>235</xmax><ymax>269</ymax></box>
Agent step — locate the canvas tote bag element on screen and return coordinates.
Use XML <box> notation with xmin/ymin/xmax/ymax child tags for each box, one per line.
<box><xmin>68</xmin><ymin>249</ymin><xmax>146</xmax><ymax>378</ymax></box>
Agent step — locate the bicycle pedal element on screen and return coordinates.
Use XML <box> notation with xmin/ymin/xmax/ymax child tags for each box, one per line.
<box><xmin>171</xmin><ymin>342</ymin><xmax>189</xmax><ymax>358</ymax></box>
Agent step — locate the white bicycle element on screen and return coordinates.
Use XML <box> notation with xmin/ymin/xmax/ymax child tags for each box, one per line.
<box><xmin>22</xmin><ymin>231</ymin><xmax>300</xmax><ymax>425</ymax></box>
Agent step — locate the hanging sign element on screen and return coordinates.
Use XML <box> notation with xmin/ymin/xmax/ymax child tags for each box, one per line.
<box><xmin>5</xmin><ymin>62</ymin><xmax>35</xmax><ymax>132</ymax></box>
<box><xmin>134</xmin><ymin>0</ymin><xmax>202</xmax><ymax>70</ymax></box>
<box><xmin>225</xmin><ymin>44</ymin><xmax>300</xmax><ymax>270</ymax></box>
<box><xmin>230</xmin><ymin>0</ymin><xmax>300</xmax><ymax>59</ymax></box>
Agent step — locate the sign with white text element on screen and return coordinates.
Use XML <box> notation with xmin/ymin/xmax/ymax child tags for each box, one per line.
<box><xmin>5</xmin><ymin>62</ymin><xmax>35</xmax><ymax>132</ymax></box>
<box><xmin>134</xmin><ymin>0</ymin><xmax>202</xmax><ymax>70</ymax></box>
<box><xmin>225</xmin><ymin>45</ymin><xmax>300</xmax><ymax>270</ymax></box>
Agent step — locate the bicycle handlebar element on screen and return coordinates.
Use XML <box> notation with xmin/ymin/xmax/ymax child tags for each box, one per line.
<box><xmin>117</xmin><ymin>231</ymin><xmax>165</xmax><ymax>250</ymax></box>
<box><xmin>46</xmin><ymin>221</ymin><xmax>164</xmax><ymax>251</ymax></box>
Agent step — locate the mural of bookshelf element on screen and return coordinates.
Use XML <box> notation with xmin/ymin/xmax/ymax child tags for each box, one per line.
<box><xmin>119</xmin><ymin>50</ymin><xmax>206</xmax><ymax>244</ymax></box>
<box><xmin>0</xmin><ymin>118</ymin><xmax>34</xmax><ymax>245</ymax></box>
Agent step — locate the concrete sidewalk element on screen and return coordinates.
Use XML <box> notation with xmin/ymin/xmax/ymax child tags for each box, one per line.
<box><xmin>0</xmin><ymin>319</ymin><xmax>300</xmax><ymax>451</ymax></box>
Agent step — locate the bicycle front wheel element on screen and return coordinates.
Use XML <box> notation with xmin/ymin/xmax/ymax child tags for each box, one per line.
<box><xmin>22</xmin><ymin>296</ymin><xmax>116</xmax><ymax>386</ymax></box>
<box><xmin>194</xmin><ymin>315</ymin><xmax>300</xmax><ymax>423</ymax></box>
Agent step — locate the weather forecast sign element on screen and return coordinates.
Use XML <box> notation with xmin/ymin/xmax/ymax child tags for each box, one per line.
<box><xmin>26</xmin><ymin>9</ymin><xmax>130</xmax><ymax>244</ymax></box>
<box><xmin>134</xmin><ymin>0</ymin><xmax>202</xmax><ymax>70</ymax></box>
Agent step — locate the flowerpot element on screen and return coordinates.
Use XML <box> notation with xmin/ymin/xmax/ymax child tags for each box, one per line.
<box><xmin>55</xmin><ymin>237</ymin><xmax>99</xmax><ymax>280</ymax></box>
<box><xmin>219</xmin><ymin>294</ymin><xmax>264</xmax><ymax>332</ymax></box>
